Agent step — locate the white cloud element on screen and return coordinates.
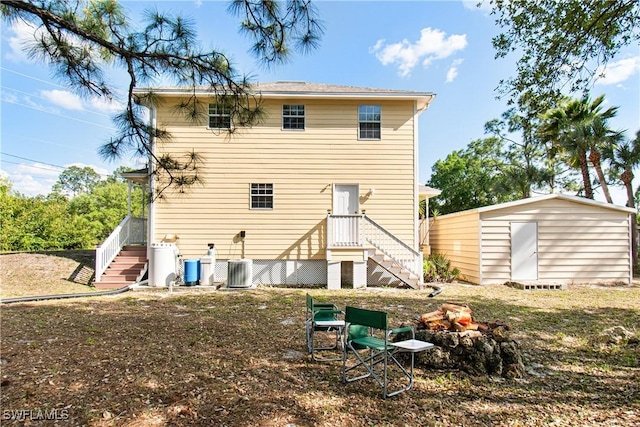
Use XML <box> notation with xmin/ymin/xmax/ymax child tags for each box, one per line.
<box><xmin>371</xmin><ymin>28</ymin><xmax>468</xmax><ymax>77</ymax></box>
<box><xmin>594</xmin><ymin>56</ymin><xmax>640</xmax><ymax>86</ymax></box>
<box><xmin>4</xmin><ymin>162</ymin><xmax>110</xmax><ymax>196</ymax></box>
<box><xmin>5</xmin><ymin>163</ymin><xmax>60</xmax><ymax>196</ymax></box>
<box><xmin>5</xmin><ymin>20</ymin><xmax>39</xmax><ymax>63</ymax></box>
<box><xmin>446</xmin><ymin>59</ymin><xmax>464</xmax><ymax>83</ymax></box>
<box><xmin>41</xmin><ymin>90</ymin><xmax>84</xmax><ymax>111</ymax></box>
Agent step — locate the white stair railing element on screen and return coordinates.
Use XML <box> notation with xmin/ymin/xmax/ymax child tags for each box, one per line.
<box><xmin>362</xmin><ymin>216</ymin><xmax>423</xmax><ymax>283</ymax></box>
<box><xmin>95</xmin><ymin>216</ymin><xmax>147</xmax><ymax>282</ymax></box>
<box><xmin>327</xmin><ymin>214</ymin><xmax>423</xmax><ymax>284</ymax></box>
<box><xmin>327</xmin><ymin>214</ymin><xmax>362</xmax><ymax>246</ymax></box>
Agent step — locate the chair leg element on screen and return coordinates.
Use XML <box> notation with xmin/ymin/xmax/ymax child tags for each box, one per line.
<box><xmin>383</xmin><ymin>350</ymin><xmax>414</xmax><ymax>398</ymax></box>
<box><xmin>343</xmin><ymin>345</ymin><xmax>415</xmax><ymax>398</ymax></box>
<box><xmin>311</xmin><ymin>326</ymin><xmax>344</xmax><ymax>362</ymax></box>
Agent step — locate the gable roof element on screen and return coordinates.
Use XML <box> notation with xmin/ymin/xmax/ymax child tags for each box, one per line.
<box><xmin>133</xmin><ymin>81</ymin><xmax>436</xmax><ymax>110</ymax></box>
<box><xmin>438</xmin><ymin>193</ymin><xmax>636</xmax><ymax>219</ymax></box>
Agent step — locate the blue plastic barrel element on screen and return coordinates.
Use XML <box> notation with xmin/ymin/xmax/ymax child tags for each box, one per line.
<box><xmin>184</xmin><ymin>259</ymin><xmax>200</xmax><ymax>285</ymax></box>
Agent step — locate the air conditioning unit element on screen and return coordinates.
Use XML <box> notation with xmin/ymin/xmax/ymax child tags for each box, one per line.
<box><xmin>227</xmin><ymin>259</ymin><xmax>253</xmax><ymax>288</ymax></box>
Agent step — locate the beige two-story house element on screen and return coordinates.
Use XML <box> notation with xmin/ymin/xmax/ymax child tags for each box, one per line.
<box><xmin>102</xmin><ymin>82</ymin><xmax>436</xmax><ymax>289</ymax></box>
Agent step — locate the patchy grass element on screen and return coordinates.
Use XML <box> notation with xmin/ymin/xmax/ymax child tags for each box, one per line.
<box><xmin>0</xmin><ymin>254</ymin><xmax>639</xmax><ymax>426</ymax></box>
<box><xmin>1</xmin><ymin>251</ymin><xmax>98</xmax><ymax>298</ymax></box>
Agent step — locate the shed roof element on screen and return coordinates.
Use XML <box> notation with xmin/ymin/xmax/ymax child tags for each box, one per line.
<box><xmin>437</xmin><ymin>193</ymin><xmax>636</xmax><ymax>219</ymax></box>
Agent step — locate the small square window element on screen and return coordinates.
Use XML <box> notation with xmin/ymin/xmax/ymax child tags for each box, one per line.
<box><xmin>282</xmin><ymin>104</ymin><xmax>305</xmax><ymax>130</ymax></box>
<box><xmin>250</xmin><ymin>183</ymin><xmax>274</xmax><ymax>209</ymax></box>
<box><xmin>209</xmin><ymin>103</ymin><xmax>231</xmax><ymax>129</ymax></box>
<box><xmin>358</xmin><ymin>105</ymin><xmax>381</xmax><ymax>139</ymax></box>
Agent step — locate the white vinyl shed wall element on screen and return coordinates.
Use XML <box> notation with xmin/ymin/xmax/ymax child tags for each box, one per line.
<box><xmin>429</xmin><ymin>195</ymin><xmax>634</xmax><ymax>285</ymax></box>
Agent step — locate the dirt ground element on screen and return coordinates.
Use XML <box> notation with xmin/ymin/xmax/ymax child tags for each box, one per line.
<box><xmin>1</xmin><ymin>252</ymin><xmax>639</xmax><ymax>426</ymax></box>
<box><xmin>1</xmin><ymin>251</ymin><xmax>97</xmax><ymax>299</ymax></box>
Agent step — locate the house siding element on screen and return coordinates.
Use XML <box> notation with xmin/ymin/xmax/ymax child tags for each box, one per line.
<box><xmin>152</xmin><ymin>97</ymin><xmax>417</xmax><ymax>260</ymax></box>
<box><xmin>429</xmin><ymin>211</ymin><xmax>481</xmax><ymax>284</ymax></box>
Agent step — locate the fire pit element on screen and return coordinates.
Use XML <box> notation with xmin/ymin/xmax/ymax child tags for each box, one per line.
<box><xmin>409</xmin><ymin>303</ymin><xmax>525</xmax><ymax>378</ymax></box>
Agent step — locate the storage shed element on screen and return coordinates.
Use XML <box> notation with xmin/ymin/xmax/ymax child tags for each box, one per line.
<box><xmin>429</xmin><ymin>194</ymin><xmax>635</xmax><ymax>286</ymax></box>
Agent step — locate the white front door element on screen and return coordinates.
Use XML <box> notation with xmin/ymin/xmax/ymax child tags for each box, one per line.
<box><xmin>332</xmin><ymin>184</ymin><xmax>360</xmax><ymax>245</ymax></box>
<box><xmin>511</xmin><ymin>222</ymin><xmax>538</xmax><ymax>281</ymax></box>
<box><xmin>334</xmin><ymin>184</ymin><xmax>359</xmax><ymax>215</ymax></box>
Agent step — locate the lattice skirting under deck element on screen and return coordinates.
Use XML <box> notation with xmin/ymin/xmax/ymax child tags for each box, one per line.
<box><xmin>214</xmin><ymin>260</ymin><xmax>327</xmax><ymax>286</ymax></box>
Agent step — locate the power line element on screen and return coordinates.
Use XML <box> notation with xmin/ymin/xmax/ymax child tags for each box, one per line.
<box><xmin>1</xmin><ymin>85</ymin><xmax>114</xmax><ymax>118</ymax></box>
<box><xmin>1</xmin><ymin>97</ymin><xmax>117</xmax><ymax>130</ymax></box>
<box><xmin>1</xmin><ymin>152</ymin><xmax>111</xmax><ymax>178</ymax></box>
<box><xmin>1</xmin><ymin>152</ymin><xmax>66</xmax><ymax>170</ymax></box>
<box><xmin>1</xmin><ymin>67</ymin><xmax>66</xmax><ymax>88</ymax></box>
<box><xmin>1</xmin><ymin>160</ymin><xmax>62</xmax><ymax>175</ymax></box>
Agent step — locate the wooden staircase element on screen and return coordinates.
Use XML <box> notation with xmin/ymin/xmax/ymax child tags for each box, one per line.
<box><xmin>368</xmin><ymin>252</ymin><xmax>421</xmax><ymax>289</ymax></box>
<box><xmin>95</xmin><ymin>245</ymin><xmax>147</xmax><ymax>289</ymax></box>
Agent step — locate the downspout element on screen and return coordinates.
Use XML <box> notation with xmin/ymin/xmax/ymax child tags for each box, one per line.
<box><xmin>413</xmin><ymin>100</ymin><xmax>420</xmax><ymax>252</ymax></box>
<box><xmin>147</xmin><ymin>102</ymin><xmax>157</xmax><ymax>253</ymax></box>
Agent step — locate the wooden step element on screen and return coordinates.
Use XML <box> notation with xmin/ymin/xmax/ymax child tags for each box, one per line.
<box><xmin>100</xmin><ymin>274</ymin><xmax>140</xmax><ymax>282</ymax></box>
<box><xmin>112</xmin><ymin>255</ymin><xmax>147</xmax><ymax>263</ymax></box>
<box><xmin>122</xmin><ymin>245</ymin><xmax>146</xmax><ymax>252</ymax></box>
<box><xmin>96</xmin><ymin>245</ymin><xmax>147</xmax><ymax>288</ymax></box>
<box><xmin>105</xmin><ymin>262</ymin><xmax>146</xmax><ymax>271</ymax></box>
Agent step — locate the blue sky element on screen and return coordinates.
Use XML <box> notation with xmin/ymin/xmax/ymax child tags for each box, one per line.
<box><xmin>1</xmin><ymin>0</ymin><xmax>639</xmax><ymax>204</ymax></box>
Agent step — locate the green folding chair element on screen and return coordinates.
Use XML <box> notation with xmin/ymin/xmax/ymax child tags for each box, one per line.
<box><xmin>342</xmin><ymin>306</ymin><xmax>433</xmax><ymax>398</ymax></box>
<box><xmin>305</xmin><ymin>294</ymin><xmax>345</xmax><ymax>361</ymax></box>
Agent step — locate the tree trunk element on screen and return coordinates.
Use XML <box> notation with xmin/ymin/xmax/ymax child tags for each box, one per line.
<box><xmin>622</xmin><ymin>168</ymin><xmax>637</xmax><ymax>274</ymax></box>
<box><xmin>622</xmin><ymin>169</ymin><xmax>635</xmax><ymax>209</ymax></box>
<box><xmin>589</xmin><ymin>150</ymin><xmax>613</xmax><ymax>203</ymax></box>
<box><xmin>578</xmin><ymin>149</ymin><xmax>593</xmax><ymax>199</ymax></box>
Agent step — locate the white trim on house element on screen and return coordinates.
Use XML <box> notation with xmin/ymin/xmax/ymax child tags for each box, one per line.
<box><xmin>133</xmin><ymin>82</ymin><xmax>436</xmax><ymax>111</ymax></box>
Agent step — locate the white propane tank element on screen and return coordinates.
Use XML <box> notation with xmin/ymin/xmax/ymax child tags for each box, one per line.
<box><xmin>200</xmin><ymin>243</ymin><xmax>216</xmax><ymax>286</ymax></box>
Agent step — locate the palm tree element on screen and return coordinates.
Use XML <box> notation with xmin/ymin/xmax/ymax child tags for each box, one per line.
<box><xmin>539</xmin><ymin>98</ymin><xmax>594</xmax><ymax>199</ymax></box>
<box><xmin>579</xmin><ymin>95</ymin><xmax>620</xmax><ymax>204</ymax></box>
<box><xmin>539</xmin><ymin>94</ymin><xmax>621</xmax><ymax>201</ymax></box>
<box><xmin>606</xmin><ymin>131</ymin><xmax>640</xmax><ymax>272</ymax></box>
<box><xmin>608</xmin><ymin>131</ymin><xmax>640</xmax><ymax>209</ymax></box>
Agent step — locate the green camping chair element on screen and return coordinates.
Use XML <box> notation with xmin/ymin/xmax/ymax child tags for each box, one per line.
<box><xmin>342</xmin><ymin>306</ymin><xmax>433</xmax><ymax>398</ymax></box>
<box><xmin>305</xmin><ymin>294</ymin><xmax>345</xmax><ymax>361</ymax></box>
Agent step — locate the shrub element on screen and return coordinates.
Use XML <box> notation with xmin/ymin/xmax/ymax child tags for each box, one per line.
<box><xmin>424</xmin><ymin>252</ymin><xmax>460</xmax><ymax>283</ymax></box>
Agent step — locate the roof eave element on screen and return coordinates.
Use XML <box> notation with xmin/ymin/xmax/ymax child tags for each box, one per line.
<box><xmin>132</xmin><ymin>87</ymin><xmax>435</xmax><ymax>107</ymax></box>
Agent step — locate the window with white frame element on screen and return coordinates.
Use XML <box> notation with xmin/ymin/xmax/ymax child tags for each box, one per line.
<box><xmin>208</xmin><ymin>103</ymin><xmax>231</xmax><ymax>129</ymax></box>
<box><xmin>250</xmin><ymin>183</ymin><xmax>274</xmax><ymax>209</ymax></box>
<box><xmin>358</xmin><ymin>105</ymin><xmax>381</xmax><ymax>139</ymax></box>
<box><xmin>282</xmin><ymin>104</ymin><xmax>305</xmax><ymax>130</ymax></box>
